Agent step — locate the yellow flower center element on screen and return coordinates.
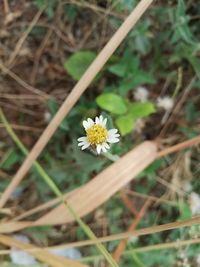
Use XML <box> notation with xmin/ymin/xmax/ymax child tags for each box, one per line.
<box><xmin>86</xmin><ymin>124</ymin><xmax>108</xmax><ymax>145</ymax></box>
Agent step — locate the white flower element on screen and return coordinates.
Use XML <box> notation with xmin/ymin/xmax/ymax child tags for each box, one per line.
<box><xmin>157</xmin><ymin>96</ymin><xmax>174</xmax><ymax>111</ymax></box>
<box><xmin>134</xmin><ymin>86</ymin><xmax>149</xmax><ymax>102</ymax></box>
<box><xmin>78</xmin><ymin>115</ymin><xmax>120</xmax><ymax>154</ymax></box>
<box><xmin>189</xmin><ymin>192</ymin><xmax>200</xmax><ymax>215</ymax></box>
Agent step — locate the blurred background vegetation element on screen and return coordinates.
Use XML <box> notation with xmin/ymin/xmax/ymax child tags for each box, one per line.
<box><xmin>0</xmin><ymin>0</ymin><xmax>200</xmax><ymax>266</ymax></box>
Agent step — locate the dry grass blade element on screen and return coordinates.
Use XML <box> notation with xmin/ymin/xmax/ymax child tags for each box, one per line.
<box><xmin>0</xmin><ymin>141</ymin><xmax>157</xmax><ymax>233</ymax></box>
<box><xmin>1</xmin><ymin>217</ymin><xmax>200</xmax><ymax>252</ymax></box>
<box><xmin>0</xmin><ymin>0</ymin><xmax>154</xmax><ymax>209</ymax></box>
<box><xmin>0</xmin><ymin>235</ymin><xmax>88</xmax><ymax>267</ymax></box>
<box><xmin>35</xmin><ymin>141</ymin><xmax>157</xmax><ymax>225</ymax></box>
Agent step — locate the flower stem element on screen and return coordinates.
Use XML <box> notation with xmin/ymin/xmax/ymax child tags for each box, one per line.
<box><xmin>0</xmin><ymin>108</ymin><xmax>119</xmax><ymax>267</ymax></box>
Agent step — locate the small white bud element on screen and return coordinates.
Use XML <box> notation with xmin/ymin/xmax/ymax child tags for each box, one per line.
<box><xmin>134</xmin><ymin>86</ymin><xmax>149</xmax><ymax>102</ymax></box>
<box><xmin>157</xmin><ymin>96</ymin><xmax>174</xmax><ymax>111</ymax></box>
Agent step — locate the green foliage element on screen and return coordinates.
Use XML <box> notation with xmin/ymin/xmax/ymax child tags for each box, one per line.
<box><xmin>34</xmin><ymin>0</ymin><xmax>57</xmax><ymax>18</ymax></box>
<box><xmin>96</xmin><ymin>93</ymin><xmax>127</xmax><ymax>115</ymax></box>
<box><xmin>0</xmin><ymin>148</ymin><xmax>20</xmax><ymax>170</ymax></box>
<box><xmin>108</xmin><ymin>53</ymin><xmax>155</xmax><ymax>96</ymax></box>
<box><xmin>128</xmin><ymin>102</ymin><xmax>155</xmax><ymax>119</ymax></box>
<box><xmin>115</xmin><ymin>114</ymin><xmax>133</xmax><ymax>136</ymax></box>
<box><xmin>178</xmin><ymin>199</ymin><xmax>192</xmax><ymax>220</ymax></box>
<box><xmin>64</xmin><ymin>51</ymin><xmax>96</xmax><ymax>81</ymax></box>
<box><xmin>185</xmin><ymin>102</ymin><xmax>199</xmax><ymax>123</ymax></box>
<box><xmin>96</xmin><ymin>92</ymin><xmax>155</xmax><ymax>136</ymax></box>
<box><xmin>172</xmin><ymin>0</ymin><xmax>196</xmax><ymax>45</ymax></box>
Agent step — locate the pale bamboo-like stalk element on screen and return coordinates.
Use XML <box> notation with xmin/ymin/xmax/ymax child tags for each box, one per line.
<box><xmin>0</xmin><ymin>0</ymin><xmax>154</xmax><ymax>209</ymax></box>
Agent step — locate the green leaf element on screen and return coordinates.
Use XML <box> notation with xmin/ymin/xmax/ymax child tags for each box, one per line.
<box><xmin>96</xmin><ymin>93</ymin><xmax>127</xmax><ymax>115</ymax></box>
<box><xmin>64</xmin><ymin>51</ymin><xmax>96</xmax><ymax>80</ymax></box>
<box><xmin>128</xmin><ymin>102</ymin><xmax>156</xmax><ymax>119</ymax></box>
<box><xmin>187</xmin><ymin>55</ymin><xmax>200</xmax><ymax>80</ymax></box>
<box><xmin>178</xmin><ymin>199</ymin><xmax>192</xmax><ymax>220</ymax></box>
<box><xmin>115</xmin><ymin>114</ymin><xmax>134</xmax><ymax>136</ymax></box>
<box><xmin>172</xmin><ymin>0</ymin><xmax>196</xmax><ymax>45</ymax></box>
<box><xmin>0</xmin><ymin>148</ymin><xmax>20</xmax><ymax>169</ymax></box>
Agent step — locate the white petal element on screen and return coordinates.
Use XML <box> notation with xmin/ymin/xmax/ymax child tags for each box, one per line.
<box><xmin>108</xmin><ymin>129</ymin><xmax>118</xmax><ymax>135</ymax></box>
<box><xmin>96</xmin><ymin>144</ymin><xmax>102</xmax><ymax>154</ymax></box>
<box><xmin>77</xmin><ymin>136</ymin><xmax>87</xmax><ymax>142</ymax></box>
<box><xmin>95</xmin><ymin>116</ymin><xmax>99</xmax><ymax>124</ymax></box>
<box><xmin>83</xmin><ymin>118</ymin><xmax>94</xmax><ymax>129</ymax></box>
<box><xmin>103</xmin><ymin>142</ymin><xmax>110</xmax><ymax>149</ymax></box>
<box><xmin>101</xmin><ymin>143</ymin><xmax>109</xmax><ymax>153</ymax></box>
<box><xmin>87</xmin><ymin>118</ymin><xmax>94</xmax><ymax>128</ymax></box>
<box><xmin>81</xmin><ymin>143</ymin><xmax>90</xmax><ymax>150</ymax></box>
<box><xmin>99</xmin><ymin>115</ymin><xmax>103</xmax><ymax>122</ymax></box>
<box><xmin>83</xmin><ymin>120</ymin><xmax>89</xmax><ymax>129</ymax></box>
<box><xmin>103</xmin><ymin>118</ymin><xmax>107</xmax><ymax>126</ymax></box>
<box><xmin>107</xmin><ymin>137</ymin><xmax>120</xmax><ymax>143</ymax></box>
<box><xmin>112</xmin><ymin>133</ymin><xmax>120</xmax><ymax>138</ymax></box>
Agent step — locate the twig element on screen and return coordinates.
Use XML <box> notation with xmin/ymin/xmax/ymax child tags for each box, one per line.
<box><xmin>66</xmin><ymin>0</ymin><xmax>125</xmax><ymax>20</ymax></box>
<box><xmin>0</xmin><ymin>0</ymin><xmax>154</xmax><ymax>209</ymax></box>
<box><xmin>0</xmin><ymin>123</ymin><xmax>42</xmax><ymax>132</ymax></box>
<box><xmin>113</xmin><ymin>199</ymin><xmax>151</xmax><ymax>262</ymax></box>
<box><xmin>6</xmin><ymin>7</ymin><xmax>45</xmax><ymax>66</ymax></box>
<box><xmin>3</xmin><ymin>0</ymin><xmax>10</xmax><ymax>14</ymax></box>
<box><xmin>121</xmin><ymin>193</ymin><xmax>138</xmax><ymax>217</ymax></box>
<box><xmin>158</xmin><ymin>76</ymin><xmax>195</xmax><ymax>138</ymax></box>
<box><xmin>30</xmin><ymin>28</ymin><xmax>53</xmax><ymax>84</ymax></box>
<box><xmin>0</xmin><ymin>62</ymin><xmax>49</xmax><ymax>99</ymax></box>
<box><xmin>157</xmin><ymin>135</ymin><xmax>200</xmax><ymax>158</ymax></box>
<box><xmin>0</xmin><ymin>236</ymin><xmax>200</xmax><ymax>259</ymax></box>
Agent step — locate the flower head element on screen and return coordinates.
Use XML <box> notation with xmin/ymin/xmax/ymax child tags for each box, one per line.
<box><xmin>78</xmin><ymin>115</ymin><xmax>120</xmax><ymax>154</ymax></box>
<box><xmin>134</xmin><ymin>86</ymin><xmax>149</xmax><ymax>102</ymax></box>
<box><xmin>157</xmin><ymin>96</ymin><xmax>174</xmax><ymax>111</ymax></box>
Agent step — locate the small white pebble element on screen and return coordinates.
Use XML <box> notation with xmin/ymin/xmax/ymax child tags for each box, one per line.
<box><xmin>157</xmin><ymin>96</ymin><xmax>174</xmax><ymax>111</ymax></box>
<box><xmin>134</xmin><ymin>86</ymin><xmax>149</xmax><ymax>102</ymax></box>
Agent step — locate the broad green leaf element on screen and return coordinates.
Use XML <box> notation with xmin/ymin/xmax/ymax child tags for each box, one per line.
<box><xmin>108</xmin><ymin>55</ymin><xmax>140</xmax><ymax>77</ymax></box>
<box><xmin>64</xmin><ymin>51</ymin><xmax>96</xmax><ymax>80</ymax></box>
<box><xmin>128</xmin><ymin>102</ymin><xmax>156</xmax><ymax>119</ymax></box>
<box><xmin>96</xmin><ymin>93</ymin><xmax>127</xmax><ymax>115</ymax></box>
<box><xmin>115</xmin><ymin>115</ymin><xmax>134</xmax><ymax>136</ymax></box>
